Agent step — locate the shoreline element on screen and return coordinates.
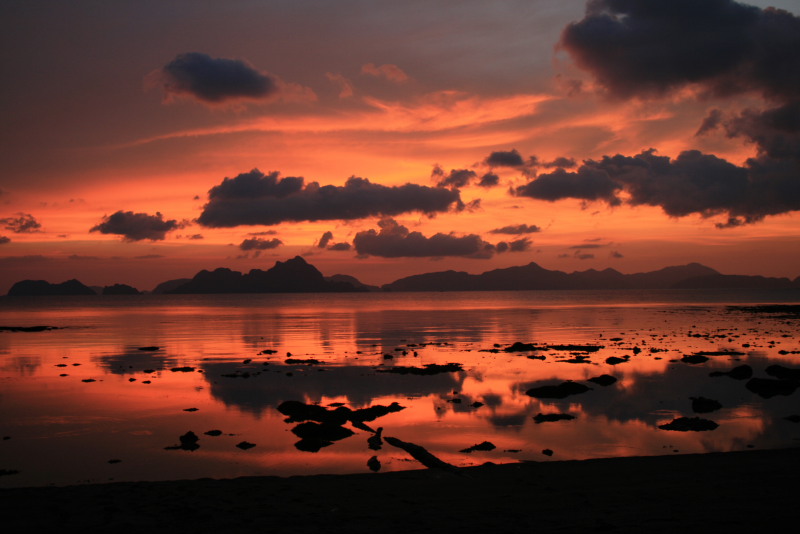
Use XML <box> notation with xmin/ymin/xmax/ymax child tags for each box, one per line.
<box><xmin>2</xmin><ymin>447</ymin><xmax>798</xmax><ymax>532</ymax></box>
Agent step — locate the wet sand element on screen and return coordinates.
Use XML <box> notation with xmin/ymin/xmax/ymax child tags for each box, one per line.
<box><xmin>2</xmin><ymin>447</ymin><xmax>797</xmax><ymax>533</ymax></box>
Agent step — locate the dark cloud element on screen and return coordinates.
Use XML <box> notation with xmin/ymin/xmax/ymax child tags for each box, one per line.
<box><xmin>90</xmin><ymin>211</ymin><xmax>180</xmax><ymax>241</ymax></box>
<box><xmin>354</xmin><ymin>218</ymin><xmax>493</xmax><ymax>259</ymax></box>
<box><xmin>0</xmin><ymin>236</ymin><xmax>10</xmax><ymax>244</ymax></box>
<box><xmin>515</xmin><ymin>148</ymin><xmax>800</xmax><ymax>225</ymax></box>
<box><xmin>154</xmin><ymin>52</ymin><xmax>278</xmax><ymax>104</ymax></box>
<box><xmin>726</xmin><ymin>102</ymin><xmax>800</xmax><ymax>162</ymax></box>
<box><xmin>497</xmin><ymin>237</ymin><xmax>531</xmax><ymax>252</ymax></box>
<box><xmin>559</xmin><ymin>0</ymin><xmax>794</xmax><ymax>100</ymax></box>
<box><xmin>239</xmin><ymin>237</ymin><xmax>283</xmax><ymax>251</ymax></box>
<box><xmin>568</xmin><ymin>243</ymin><xmax>605</xmax><ymax>249</ymax></box>
<box><xmin>610</xmin><ymin>251</ymin><xmax>624</xmax><ymax>258</ymax></box>
<box><xmin>187</xmin><ymin>234</ymin><xmax>204</xmax><ymax>240</ymax></box>
<box><xmin>489</xmin><ymin>224</ymin><xmax>541</xmax><ymax>235</ymax></box>
<box><xmin>485</xmin><ymin>149</ymin><xmax>525</xmax><ymax>167</ymax></box>
<box><xmin>1</xmin><ymin>213</ymin><xmax>41</xmax><ymax>233</ymax></box>
<box><xmin>198</xmin><ymin>169</ymin><xmax>462</xmax><ymax>227</ymax></box>
<box><xmin>514</xmin><ymin>166</ymin><xmax>622</xmax><ymax>204</ymax></box>
<box><xmin>542</xmin><ymin>157</ymin><xmax>577</xmax><ymax>169</ymax></box>
<box><xmin>478</xmin><ymin>173</ymin><xmax>500</xmax><ymax>188</ymax></box>
<box><xmin>696</xmin><ymin>109</ymin><xmax>724</xmax><ymax>136</ymax></box>
<box><xmin>317</xmin><ymin>231</ymin><xmax>334</xmax><ymax>249</ymax></box>
<box><xmin>555</xmin><ymin>2</ymin><xmax>800</xmax><ymax>226</ymax></box>
<box><xmin>432</xmin><ymin>166</ymin><xmax>477</xmax><ymax>189</ymax></box>
<box><xmin>327</xmin><ymin>242</ymin><xmax>352</xmax><ymax>251</ymax></box>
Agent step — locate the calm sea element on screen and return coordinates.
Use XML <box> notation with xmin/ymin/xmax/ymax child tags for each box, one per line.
<box><xmin>1</xmin><ymin>289</ymin><xmax>799</xmax><ymax>487</ymax></box>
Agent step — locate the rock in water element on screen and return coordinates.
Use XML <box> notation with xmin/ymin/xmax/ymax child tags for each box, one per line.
<box><xmin>367</xmin><ymin>456</ymin><xmax>381</xmax><ymax>472</ymax></box>
<box><xmin>658</xmin><ymin>417</ymin><xmax>719</xmax><ymax>431</ymax></box>
<box><xmin>526</xmin><ymin>381</ymin><xmax>591</xmax><ymax>399</ymax></box>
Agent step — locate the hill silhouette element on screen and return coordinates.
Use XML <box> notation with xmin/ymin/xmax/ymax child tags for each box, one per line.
<box><xmin>6</xmin><ymin>257</ymin><xmax>799</xmax><ymax>295</ymax></box>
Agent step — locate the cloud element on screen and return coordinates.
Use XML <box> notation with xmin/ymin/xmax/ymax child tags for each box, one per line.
<box><xmin>478</xmin><ymin>173</ymin><xmax>499</xmax><ymax>188</ymax></box>
<box><xmin>515</xmin><ymin>146</ymin><xmax>800</xmax><ymax>225</ymax></box>
<box><xmin>354</xmin><ymin>218</ymin><xmax>494</xmax><ymax>259</ymax></box>
<box><xmin>361</xmin><ymin>63</ymin><xmax>409</xmax><ymax>83</ymax></box>
<box><xmin>317</xmin><ymin>231</ymin><xmax>334</xmax><ymax>249</ymax></box>
<box><xmin>0</xmin><ymin>236</ymin><xmax>10</xmax><ymax>244</ymax></box>
<box><xmin>559</xmin><ymin>0</ymin><xmax>800</xmax><ymax>100</ymax></box>
<box><xmin>514</xmin><ymin>166</ymin><xmax>622</xmax><ymax>204</ymax></box>
<box><xmin>489</xmin><ymin>224</ymin><xmax>541</xmax><ymax>235</ymax></box>
<box><xmin>187</xmin><ymin>234</ymin><xmax>204</xmax><ymax>240</ymax></box>
<box><xmin>485</xmin><ymin>149</ymin><xmax>525</xmax><ymax>167</ymax></box>
<box><xmin>90</xmin><ymin>211</ymin><xmax>180</xmax><ymax>241</ymax></box>
<box><xmin>326</xmin><ymin>72</ymin><xmax>354</xmax><ymax>98</ymax></box>
<box><xmin>500</xmin><ymin>237</ymin><xmax>532</xmax><ymax>253</ymax></box>
<box><xmin>327</xmin><ymin>242</ymin><xmax>351</xmax><ymax>251</ymax></box>
<box><xmin>554</xmin><ymin>1</ymin><xmax>800</xmax><ymax>226</ymax></box>
<box><xmin>1</xmin><ymin>213</ymin><xmax>41</xmax><ymax>233</ymax></box>
<box><xmin>432</xmin><ymin>166</ymin><xmax>477</xmax><ymax>189</ymax></box>
<box><xmin>610</xmin><ymin>251</ymin><xmax>624</xmax><ymax>258</ymax></box>
<box><xmin>239</xmin><ymin>237</ymin><xmax>283</xmax><ymax>251</ymax></box>
<box><xmin>151</xmin><ymin>52</ymin><xmax>279</xmax><ymax>104</ymax></box>
<box><xmin>198</xmin><ymin>169</ymin><xmax>462</xmax><ymax>227</ymax></box>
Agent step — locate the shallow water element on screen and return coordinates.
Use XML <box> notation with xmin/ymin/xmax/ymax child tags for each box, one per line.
<box><xmin>1</xmin><ymin>289</ymin><xmax>799</xmax><ymax>487</ymax></box>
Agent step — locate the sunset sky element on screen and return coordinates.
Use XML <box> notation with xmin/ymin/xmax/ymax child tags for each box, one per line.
<box><xmin>2</xmin><ymin>0</ymin><xmax>799</xmax><ymax>293</ymax></box>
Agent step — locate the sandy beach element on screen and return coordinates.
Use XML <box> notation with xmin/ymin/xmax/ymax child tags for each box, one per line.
<box><xmin>2</xmin><ymin>447</ymin><xmax>797</xmax><ymax>533</ymax></box>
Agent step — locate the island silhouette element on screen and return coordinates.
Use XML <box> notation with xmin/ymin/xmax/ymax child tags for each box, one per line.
<box><xmin>6</xmin><ymin>255</ymin><xmax>800</xmax><ymax>295</ymax></box>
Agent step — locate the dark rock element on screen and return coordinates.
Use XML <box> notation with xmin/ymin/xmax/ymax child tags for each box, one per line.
<box><xmin>690</xmin><ymin>397</ymin><xmax>722</xmax><ymax>413</ymax></box>
<box><xmin>0</xmin><ymin>325</ymin><xmax>61</xmax><ymax>332</ymax></box>
<box><xmin>588</xmin><ymin>374</ymin><xmax>617</xmax><ymax>386</ymax></box>
<box><xmin>533</xmin><ymin>413</ymin><xmax>576</xmax><ymax>424</ymax></box>
<box><xmin>460</xmin><ymin>441</ymin><xmax>496</xmax><ymax>453</ymax></box>
<box><xmin>367</xmin><ymin>456</ymin><xmax>381</xmax><ymax>472</ymax></box>
<box><xmin>285</xmin><ymin>358</ymin><xmax>322</xmax><ymax>365</ymax></box>
<box><xmin>165</xmin><ymin>431</ymin><xmax>200</xmax><ymax>451</ymax></box>
<box><xmin>681</xmin><ymin>355</ymin><xmax>709</xmax><ymax>364</ymax></box>
<box><xmin>376</xmin><ymin>363</ymin><xmax>463</xmax><ymax>375</ymax></box>
<box><xmin>291</xmin><ymin>422</ymin><xmax>354</xmax><ymax>442</ymax></box>
<box><xmin>503</xmin><ymin>342</ymin><xmax>540</xmax><ymax>352</ymax></box>
<box><xmin>659</xmin><ymin>417</ymin><xmax>719</xmax><ymax>431</ymax></box>
<box><xmin>709</xmin><ymin>364</ymin><xmax>753</xmax><ymax>380</ymax></box>
<box><xmin>765</xmin><ymin>364</ymin><xmax>800</xmax><ymax>381</ymax></box>
<box><xmin>605</xmin><ymin>356</ymin><xmax>629</xmax><ymax>365</ymax></box>
<box><xmin>278</xmin><ymin>401</ymin><xmax>351</xmax><ymax>426</ymax></box>
<box><xmin>549</xmin><ymin>344</ymin><xmax>604</xmax><ymax>352</ymax></box>
<box><xmin>526</xmin><ymin>381</ymin><xmax>591</xmax><ymax>399</ymax></box>
<box><xmin>746</xmin><ymin>378</ymin><xmax>798</xmax><ymax>398</ymax></box>
<box><xmin>367</xmin><ymin>427</ymin><xmax>383</xmax><ymax>451</ymax></box>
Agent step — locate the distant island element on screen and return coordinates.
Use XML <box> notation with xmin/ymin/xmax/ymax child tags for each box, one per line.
<box><xmin>6</xmin><ymin>255</ymin><xmax>800</xmax><ymax>296</ymax></box>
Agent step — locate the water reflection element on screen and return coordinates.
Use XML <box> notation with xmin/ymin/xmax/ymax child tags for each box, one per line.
<box><xmin>0</xmin><ymin>291</ymin><xmax>798</xmax><ymax>487</ymax></box>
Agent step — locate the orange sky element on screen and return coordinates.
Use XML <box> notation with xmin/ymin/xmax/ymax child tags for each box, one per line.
<box><xmin>1</xmin><ymin>0</ymin><xmax>799</xmax><ymax>293</ymax></box>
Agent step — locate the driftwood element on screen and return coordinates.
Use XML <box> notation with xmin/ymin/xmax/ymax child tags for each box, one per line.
<box><xmin>384</xmin><ymin>436</ymin><xmax>458</xmax><ymax>472</ymax></box>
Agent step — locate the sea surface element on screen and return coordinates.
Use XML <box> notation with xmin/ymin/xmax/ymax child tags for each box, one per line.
<box><xmin>1</xmin><ymin>289</ymin><xmax>799</xmax><ymax>488</ymax></box>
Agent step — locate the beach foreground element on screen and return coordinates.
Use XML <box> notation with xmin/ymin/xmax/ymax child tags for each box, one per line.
<box><xmin>2</xmin><ymin>447</ymin><xmax>797</xmax><ymax>533</ymax></box>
